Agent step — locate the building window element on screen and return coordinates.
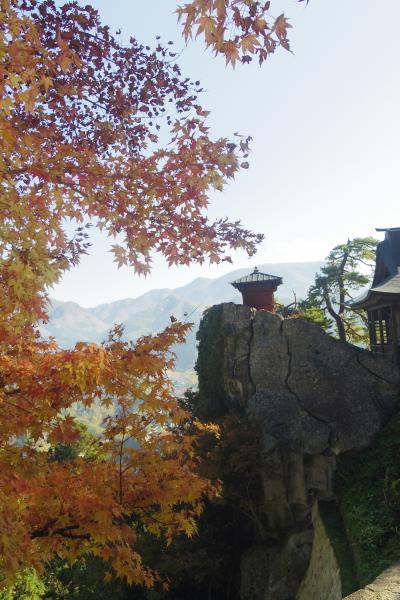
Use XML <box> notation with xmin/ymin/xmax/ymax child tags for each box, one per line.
<box><xmin>369</xmin><ymin>307</ymin><xmax>392</xmax><ymax>353</ymax></box>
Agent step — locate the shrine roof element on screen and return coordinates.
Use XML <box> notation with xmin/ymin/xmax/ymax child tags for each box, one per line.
<box><xmin>231</xmin><ymin>267</ymin><xmax>283</xmax><ymax>289</ymax></box>
<box><xmin>351</xmin><ymin>228</ymin><xmax>400</xmax><ymax>309</ymax></box>
<box><xmin>351</xmin><ymin>273</ymin><xmax>400</xmax><ymax>309</ymax></box>
<box><xmin>372</xmin><ymin>227</ymin><xmax>400</xmax><ymax>286</ymax></box>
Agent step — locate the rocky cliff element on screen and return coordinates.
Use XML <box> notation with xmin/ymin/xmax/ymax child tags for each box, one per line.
<box><xmin>196</xmin><ymin>303</ymin><xmax>400</xmax><ymax>599</ymax></box>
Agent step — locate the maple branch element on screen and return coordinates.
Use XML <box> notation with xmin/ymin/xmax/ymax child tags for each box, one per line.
<box><xmin>81</xmin><ymin>96</ymin><xmax>157</xmax><ymax>119</ymax></box>
<box><xmin>53</xmin><ymin>527</ymin><xmax>91</xmax><ymax>540</ymax></box>
<box><xmin>1</xmin><ymin>381</ymin><xmax>43</xmax><ymax>412</ymax></box>
<box><xmin>31</xmin><ymin>523</ymin><xmax>91</xmax><ymax>540</ymax></box>
<box><xmin>80</xmin><ymin>96</ymin><xmax>108</xmax><ymax>112</ymax></box>
<box><xmin>1</xmin><ymin>398</ymin><xmax>33</xmax><ymax>415</ymax></box>
<box><xmin>30</xmin><ymin>518</ymin><xmax>58</xmax><ymax>539</ymax></box>
<box><xmin>119</xmin><ymin>429</ymin><xmax>126</xmax><ymax>505</ymax></box>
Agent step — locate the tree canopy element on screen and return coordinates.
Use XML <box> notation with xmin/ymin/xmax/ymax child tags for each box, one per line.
<box><xmin>177</xmin><ymin>0</ymin><xmax>303</xmax><ymax>66</ymax></box>
<box><xmin>300</xmin><ymin>237</ymin><xmax>378</xmax><ymax>344</ymax></box>
<box><xmin>0</xmin><ymin>0</ymin><xmax>280</xmax><ymax>587</ymax></box>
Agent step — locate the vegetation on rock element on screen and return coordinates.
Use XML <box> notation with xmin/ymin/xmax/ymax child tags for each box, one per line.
<box><xmin>195</xmin><ymin>305</ymin><xmax>228</xmax><ymax>419</ymax></box>
<box><xmin>334</xmin><ymin>414</ymin><xmax>400</xmax><ymax>588</ymax></box>
<box><xmin>300</xmin><ymin>237</ymin><xmax>378</xmax><ymax>344</ymax></box>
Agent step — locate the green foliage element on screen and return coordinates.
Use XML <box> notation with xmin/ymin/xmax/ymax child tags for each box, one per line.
<box><xmin>335</xmin><ymin>414</ymin><xmax>400</xmax><ymax>586</ymax></box>
<box><xmin>48</xmin><ymin>422</ymin><xmax>104</xmax><ymax>462</ymax></box>
<box><xmin>42</xmin><ymin>557</ymin><xmax>129</xmax><ymax>599</ymax></box>
<box><xmin>0</xmin><ymin>570</ymin><xmax>45</xmax><ymax>600</ymax></box>
<box><xmin>297</xmin><ymin>301</ymin><xmax>333</xmax><ymax>333</ymax></box>
<box><xmin>319</xmin><ymin>503</ymin><xmax>358</xmax><ymax>596</ymax></box>
<box><xmin>0</xmin><ymin>558</ymin><xmax>131</xmax><ymax>600</ymax></box>
<box><xmin>302</xmin><ymin>237</ymin><xmax>378</xmax><ymax>344</ymax></box>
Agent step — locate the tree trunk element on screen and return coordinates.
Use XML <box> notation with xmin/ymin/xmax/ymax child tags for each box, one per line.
<box><xmin>324</xmin><ymin>290</ymin><xmax>347</xmax><ymax>343</ymax></box>
<box><xmin>338</xmin><ymin>249</ymin><xmax>349</xmax><ymax>316</ymax></box>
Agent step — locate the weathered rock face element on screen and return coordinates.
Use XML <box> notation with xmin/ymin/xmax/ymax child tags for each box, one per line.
<box><xmin>240</xmin><ymin>529</ymin><xmax>313</xmax><ymax>600</ymax></box>
<box><xmin>196</xmin><ymin>303</ymin><xmax>400</xmax><ymax>599</ymax></box>
<box><xmin>343</xmin><ymin>563</ymin><xmax>400</xmax><ymax>599</ymax></box>
<box><xmin>219</xmin><ymin>303</ymin><xmax>399</xmax><ymax>456</ymax></box>
<box><xmin>296</xmin><ymin>507</ymin><xmax>342</xmax><ymax>600</ymax></box>
<box><xmin>215</xmin><ymin>303</ymin><xmax>399</xmax><ymax>531</ymax></box>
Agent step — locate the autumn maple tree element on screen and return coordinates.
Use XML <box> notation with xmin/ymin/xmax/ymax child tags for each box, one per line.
<box><xmin>0</xmin><ymin>0</ymin><xmax>303</xmax><ymax>588</ymax></box>
<box><xmin>178</xmin><ymin>0</ymin><xmax>305</xmax><ymax>66</ymax></box>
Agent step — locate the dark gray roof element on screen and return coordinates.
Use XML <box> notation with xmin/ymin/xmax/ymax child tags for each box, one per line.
<box><xmin>351</xmin><ymin>273</ymin><xmax>400</xmax><ymax>308</ymax></box>
<box><xmin>351</xmin><ymin>228</ymin><xmax>400</xmax><ymax>309</ymax></box>
<box><xmin>372</xmin><ymin>273</ymin><xmax>400</xmax><ymax>294</ymax></box>
<box><xmin>372</xmin><ymin>228</ymin><xmax>400</xmax><ymax>286</ymax></box>
<box><xmin>231</xmin><ymin>267</ymin><xmax>282</xmax><ymax>288</ymax></box>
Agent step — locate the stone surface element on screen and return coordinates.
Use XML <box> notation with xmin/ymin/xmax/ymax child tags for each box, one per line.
<box><xmin>213</xmin><ymin>304</ymin><xmax>400</xmax><ymax>459</ymax></box>
<box><xmin>251</xmin><ymin>390</ymin><xmax>331</xmax><ymax>455</ymax></box>
<box><xmin>344</xmin><ymin>563</ymin><xmax>400</xmax><ymax>599</ymax></box>
<box><xmin>296</xmin><ymin>506</ymin><xmax>342</xmax><ymax>600</ymax></box>
<box><xmin>197</xmin><ymin>303</ymin><xmax>400</xmax><ymax>600</ymax></box>
<box><xmin>216</xmin><ymin>303</ymin><xmax>400</xmax><ymax>537</ymax></box>
<box><xmin>221</xmin><ymin>303</ymin><xmax>255</xmax><ymax>410</ymax></box>
<box><xmin>249</xmin><ymin>310</ymin><xmax>400</xmax><ymax>456</ymax></box>
<box><xmin>240</xmin><ymin>529</ymin><xmax>313</xmax><ymax>600</ymax></box>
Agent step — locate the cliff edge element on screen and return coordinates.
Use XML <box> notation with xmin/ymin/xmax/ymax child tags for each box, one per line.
<box><xmin>196</xmin><ymin>303</ymin><xmax>400</xmax><ymax>599</ymax></box>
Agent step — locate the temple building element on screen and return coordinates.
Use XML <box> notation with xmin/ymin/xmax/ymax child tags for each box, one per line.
<box><xmin>352</xmin><ymin>227</ymin><xmax>400</xmax><ymax>362</ymax></box>
<box><xmin>231</xmin><ymin>267</ymin><xmax>283</xmax><ymax>313</ymax></box>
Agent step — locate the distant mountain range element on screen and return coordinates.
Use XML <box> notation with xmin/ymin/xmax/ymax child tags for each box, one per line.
<box><xmin>41</xmin><ymin>262</ymin><xmax>323</xmax><ymax>371</ymax></box>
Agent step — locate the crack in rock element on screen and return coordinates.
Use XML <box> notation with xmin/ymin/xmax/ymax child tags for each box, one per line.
<box><xmin>284</xmin><ymin>332</ymin><xmax>334</xmax><ymax>441</ymax></box>
<box><xmin>355</xmin><ymin>351</ymin><xmax>398</xmax><ymax>386</ymax></box>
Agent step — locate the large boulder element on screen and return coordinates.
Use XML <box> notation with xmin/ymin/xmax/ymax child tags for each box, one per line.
<box><xmin>215</xmin><ymin>304</ymin><xmax>400</xmax><ymax>456</ymax></box>
<box><xmin>196</xmin><ymin>303</ymin><xmax>400</xmax><ymax>600</ymax></box>
<box><xmin>212</xmin><ymin>303</ymin><xmax>400</xmax><ymax>532</ymax></box>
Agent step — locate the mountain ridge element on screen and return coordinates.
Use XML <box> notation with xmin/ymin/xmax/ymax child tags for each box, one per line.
<box><xmin>42</xmin><ymin>261</ymin><xmax>323</xmax><ymax>370</ymax></box>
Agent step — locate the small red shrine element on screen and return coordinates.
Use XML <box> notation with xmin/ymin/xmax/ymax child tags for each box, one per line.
<box><xmin>231</xmin><ymin>267</ymin><xmax>283</xmax><ymax>312</ymax></box>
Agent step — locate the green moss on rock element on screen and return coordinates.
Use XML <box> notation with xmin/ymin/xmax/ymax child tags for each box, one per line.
<box><xmin>334</xmin><ymin>413</ymin><xmax>400</xmax><ymax>588</ymax></box>
<box><xmin>195</xmin><ymin>305</ymin><xmax>228</xmax><ymax>419</ymax></box>
<box><xmin>319</xmin><ymin>502</ymin><xmax>358</xmax><ymax>596</ymax></box>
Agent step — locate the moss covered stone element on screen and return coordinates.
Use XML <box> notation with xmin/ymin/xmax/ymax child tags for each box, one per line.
<box><xmin>335</xmin><ymin>414</ymin><xmax>400</xmax><ymax>588</ymax></box>
<box><xmin>195</xmin><ymin>305</ymin><xmax>228</xmax><ymax>419</ymax></box>
<box><xmin>319</xmin><ymin>502</ymin><xmax>358</xmax><ymax>596</ymax></box>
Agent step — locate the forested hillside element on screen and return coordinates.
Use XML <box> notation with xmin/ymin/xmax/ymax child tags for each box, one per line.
<box><xmin>43</xmin><ymin>261</ymin><xmax>323</xmax><ymax>370</ymax></box>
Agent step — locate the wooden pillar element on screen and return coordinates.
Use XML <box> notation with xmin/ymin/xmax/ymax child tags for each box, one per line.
<box><xmin>392</xmin><ymin>305</ymin><xmax>400</xmax><ymax>364</ymax></box>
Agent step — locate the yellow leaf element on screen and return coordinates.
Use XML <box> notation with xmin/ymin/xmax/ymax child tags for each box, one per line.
<box><xmin>40</xmin><ymin>76</ymin><xmax>53</xmax><ymax>93</ymax></box>
<box><xmin>241</xmin><ymin>34</ymin><xmax>261</xmax><ymax>53</ymax></box>
<box><xmin>223</xmin><ymin>41</ymin><xmax>239</xmax><ymax>66</ymax></box>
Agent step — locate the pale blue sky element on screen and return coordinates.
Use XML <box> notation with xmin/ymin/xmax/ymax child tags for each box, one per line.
<box><xmin>52</xmin><ymin>1</ymin><xmax>400</xmax><ymax>306</ymax></box>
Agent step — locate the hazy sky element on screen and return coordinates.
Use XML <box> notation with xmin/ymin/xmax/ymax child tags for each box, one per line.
<box><xmin>52</xmin><ymin>1</ymin><xmax>400</xmax><ymax>306</ymax></box>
